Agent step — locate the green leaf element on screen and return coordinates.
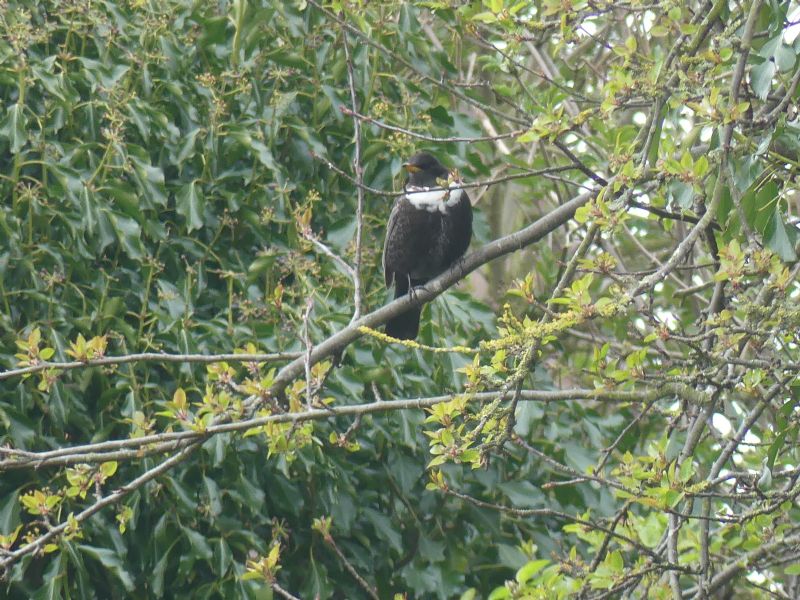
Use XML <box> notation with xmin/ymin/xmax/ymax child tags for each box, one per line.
<box><xmin>31</xmin><ymin>553</ymin><xmax>64</xmax><ymax>600</ymax></box>
<box><xmin>776</xmin><ymin>43</ymin><xmax>797</xmax><ymax>72</ymax></box>
<box><xmin>215</xmin><ymin>538</ymin><xmax>233</xmax><ymax>576</ymax></box>
<box><xmin>182</xmin><ymin>525</ymin><xmax>214</xmax><ymax>560</ymax></box>
<box><xmin>230</xmin><ymin>131</ymin><xmax>279</xmax><ymax>173</ymax></box>
<box><xmin>175</xmin><ymin>128</ymin><xmax>203</xmax><ymax>165</ymax></box>
<box><xmin>638</xmin><ymin>514</ymin><xmax>665</xmax><ymax>548</ymax></box>
<box><xmin>471</xmin><ymin>10</ymin><xmax>498</xmax><ymax>23</ymax></box>
<box><xmin>517</xmin><ymin>129</ymin><xmax>539</xmax><ymax>143</ymax></box>
<box><xmin>497</xmin><ymin>543</ymin><xmax>528</xmax><ymax>569</ymax></box>
<box><xmin>130</xmin><ymin>155</ymin><xmax>167</xmax><ymax>206</ymax></box>
<box><xmin>742</xmin><ymin>180</ymin><xmax>778</xmax><ymax>233</ymax></box>
<box><xmin>650</xmin><ymin>25</ymin><xmax>669</xmax><ymax>37</ymax></box>
<box><xmin>758</xmin><ymin>34</ymin><xmax>782</xmax><ymax>59</ymax></box>
<box><xmin>151</xmin><ymin>545</ymin><xmax>172</xmax><ymax>596</ymax></box>
<box><xmin>487</xmin><ymin>587</ymin><xmax>511</xmax><ymax>600</ymax></box>
<box><xmin>763</xmin><ymin>209</ymin><xmax>797</xmax><ymax>261</ymax></box>
<box><xmin>516</xmin><ymin>559</ymin><xmax>550</xmax><ymax>583</ymax></box>
<box><xmin>428</xmin><ymin>105</ymin><xmax>454</xmax><ymax>126</ymax></box>
<box><xmin>751</xmin><ymin>59</ymin><xmax>776</xmax><ymax>100</ymax></box>
<box><xmin>203</xmin><ymin>476</ymin><xmax>223</xmax><ymax>517</ymax></box>
<box><xmin>176</xmin><ymin>181</ymin><xmax>205</xmax><ymax>232</ymax></box>
<box><xmin>670</xmin><ymin>182</ymin><xmax>694</xmax><ymax>209</ymax></box>
<box><xmin>497</xmin><ymin>480</ymin><xmax>544</xmax><ymax>507</ymax></box>
<box><xmin>786</xmin><ymin>563</ymin><xmax>800</xmax><ymax>575</ymax></box>
<box><xmin>363</xmin><ymin>508</ymin><xmax>403</xmax><ymax>553</ymax></box>
<box><xmin>78</xmin><ymin>545</ymin><xmax>135</xmax><ymax>591</ymax></box>
<box><xmin>104</xmin><ymin>210</ymin><xmax>145</xmax><ymax>260</ymax></box>
<box><xmin>693</xmin><ymin>155</ymin><xmax>709</xmax><ymax>177</ymax></box>
<box><xmin>679</xmin><ymin>459</ymin><xmax>694</xmax><ymax>482</ymax></box>
<box><xmin>0</xmin><ymin>104</ymin><xmax>28</xmax><ymax>153</ymax></box>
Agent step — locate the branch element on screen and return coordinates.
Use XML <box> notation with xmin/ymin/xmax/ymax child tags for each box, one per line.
<box><xmin>311</xmin><ymin>149</ymin><xmax>582</xmax><ymax>196</ymax></box>
<box><xmin>340</xmin><ymin>107</ymin><xmax>526</xmax><ymax>143</ymax></box>
<box><xmin>303</xmin><ymin>232</ymin><xmax>356</xmax><ymax>279</ymax></box>
<box><xmin>0</xmin><ymin>388</ymin><xmax>641</xmax><ymax>471</ymax></box>
<box><xmin>684</xmin><ymin>531</ymin><xmax>800</xmax><ymax>598</ymax></box>
<box><xmin>271</xmin><ymin>582</ymin><xmax>302</xmax><ymax>600</ymax></box>
<box><xmin>320</xmin><ymin>530</ymin><xmax>379</xmax><ymax>600</ymax></box>
<box><xmin>629</xmin><ymin>199</ymin><xmax>721</xmax><ymax>230</ymax></box>
<box><xmin>553</xmin><ymin>139</ymin><xmax>608</xmax><ymax>187</ymax></box>
<box><xmin>0</xmin><ymin>352</ymin><xmax>300</xmax><ymax>382</ymax></box>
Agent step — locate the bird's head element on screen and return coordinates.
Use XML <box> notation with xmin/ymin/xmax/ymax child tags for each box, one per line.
<box><xmin>403</xmin><ymin>152</ymin><xmax>450</xmax><ymax>187</ymax></box>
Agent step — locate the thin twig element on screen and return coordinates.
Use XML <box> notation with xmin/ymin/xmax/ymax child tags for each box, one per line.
<box><xmin>271</xmin><ymin>583</ymin><xmax>302</xmax><ymax>600</ymax></box>
<box><xmin>321</xmin><ymin>532</ymin><xmax>379</xmax><ymax>600</ymax></box>
<box><xmin>312</xmin><ymin>150</ymin><xmax>583</xmax><ymax>196</ymax></box>
<box><xmin>341</xmin><ymin>25</ymin><xmax>364</xmax><ymax>320</ymax></box>
<box><xmin>302</xmin><ymin>298</ymin><xmax>314</xmax><ymax>410</ymax></box>
<box><xmin>303</xmin><ymin>232</ymin><xmax>356</xmax><ymax>279</ymax></box>
<box><xmin>554</xmin><ymin>139</ymin><xmax>608</xmax><ymax>186</ymax></box>
<box><xmin>594</xmin><ymin>398</ymin><xmax>658</xmax><ymax>473</ymax></box>
<box><xmin>340</xmin><ymin>107</ymin><xmax>526</xmax><ymax>143</ymax></box>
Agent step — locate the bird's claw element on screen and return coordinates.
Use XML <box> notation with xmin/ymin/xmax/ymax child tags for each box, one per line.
<box><xmin>408</xmin><ymin>284</ymin><xmax>427</xmax><ymax>302</ymax></box>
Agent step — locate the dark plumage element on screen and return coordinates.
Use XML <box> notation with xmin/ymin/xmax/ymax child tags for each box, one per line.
<box><xmin>382</xmin><ymin>152</ymin><xmax>473</xmax><ymax>340</ymax></box>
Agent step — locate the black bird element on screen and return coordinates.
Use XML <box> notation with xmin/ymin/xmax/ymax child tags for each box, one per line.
<box><xmin>382</xmin><ymin>152</ymin><xmax>473</xmax><ymax>340</ymax></box>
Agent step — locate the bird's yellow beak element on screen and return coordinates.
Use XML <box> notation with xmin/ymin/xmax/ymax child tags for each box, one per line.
<box><xmin>403</xmin><ymin>163</ymin><xmax>421</xmax><ymax>173</ymax></box>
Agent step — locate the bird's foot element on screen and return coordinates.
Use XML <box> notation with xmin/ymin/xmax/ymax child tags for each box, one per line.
<box><xmin>408</xmin><ymin>283</ymin><xmax>428</xmax><ymax>302</ymax></box>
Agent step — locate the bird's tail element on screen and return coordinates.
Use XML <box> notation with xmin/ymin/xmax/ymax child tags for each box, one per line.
<box><xmin>385</xmin><ymin>306</ymin><xmax>422</xmax><ymax>340</ymax></box>
<box><xmin>385</xmin><ymin>279</ymin><xmax>422</xmax><ymax>340</ymax></box>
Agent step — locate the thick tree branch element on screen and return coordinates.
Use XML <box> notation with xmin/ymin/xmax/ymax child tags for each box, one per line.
<box><xmin>0</xmin><ymin>387</ymin><xmax>639</xmax><ymax>471</ymax></box>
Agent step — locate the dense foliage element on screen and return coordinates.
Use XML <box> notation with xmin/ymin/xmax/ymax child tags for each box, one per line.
<box><xmin>2</xmin><ymin>0</ymin><xmax>800</xmax><ymax>598</ymax></box>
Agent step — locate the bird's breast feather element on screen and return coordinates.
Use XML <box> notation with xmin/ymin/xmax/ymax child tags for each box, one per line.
<box><xmin>405</xmin><ymin>184</ymin><xmax>465</xmax><ymax>213</ymax></box>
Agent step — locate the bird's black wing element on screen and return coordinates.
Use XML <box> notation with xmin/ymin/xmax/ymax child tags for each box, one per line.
<box><xmin>383</xmin><ymin>195</ymin><xmax>438</xmax><ymax>288</ymax></box>
<box><xmin>382</xmin><ymin>196</ymin><xmax>403</xmax><ymax>288</ymax></box>
<box><xmin>442</xmin><ymin>189</ymin><xmax>473</xmax><ymax>265</ymax></box>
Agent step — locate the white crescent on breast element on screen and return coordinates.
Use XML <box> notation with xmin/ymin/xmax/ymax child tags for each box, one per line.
<box><xmin>405</xmin><ymin>184</ymin><xmax>465</xmax><ymax>213</ymax></box>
